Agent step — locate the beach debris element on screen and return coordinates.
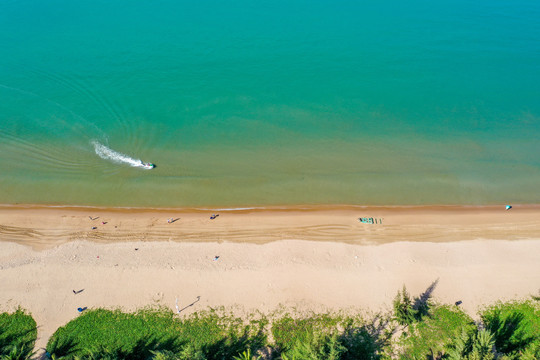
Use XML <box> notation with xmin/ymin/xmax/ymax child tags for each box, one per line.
<box><xmin>91</xmin><ymin>227</ymin><xmax>97</xmax><ymax>230</ymax></box>
<box><xmin>89</xmin><ymin>216</ymin><xmax>99</xmax><ymax>221</ymax></box>
<box><xmin>213</xmin><ymin>256</ymin><xmax>220</xmax><ymax>261</ymax></box>
<box><xmin>167</xmin><ymin>218</ymin><xmax>173</xmax><ymax>223</ymax></box>
<box><xmin>135</xmin><ymin>248</ymin><xmax>139</xmax><ymax>251</ymax></box>
<box><xmin>102</xmin><ymin>221</ymin><xmax>107</xmax><ymax>225</ymax></box>
<box><xmin>505</xmin><ymin>205</ymin><xmax>512</xmax><ymax>210</ymax></box>
<box><xmin>455</xmin><ymin>300</ymin><xmax>463</xmax><ymax>306</ymax></box>
<box><xmin>77</xmin><ymin>307</ymin><xmax>88</xmax><ymax>313</ymax></box>
<box><xmin>175</xmin><ymin>297</ymin><xmax>181</xmax><ymax>313</ymax></box>
<box><xmin>73</xmin><ymin>289</ymin><xmax>84</xmax><ymax>294</ymax></box>
<box><xmin>176</xmin><ymin>296</ymin><xmax>201</xmax><ymax>314</ymax></box>
<box><xmin>210</xmin><ymin>214</ymin><xmax>219</xmax><ymax>220</ymax></box>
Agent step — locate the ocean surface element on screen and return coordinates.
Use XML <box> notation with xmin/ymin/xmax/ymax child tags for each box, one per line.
<box><xmin>1</xmin><ymin>0</ymin><xmax>539</xmax><ymax>207</ymax></box>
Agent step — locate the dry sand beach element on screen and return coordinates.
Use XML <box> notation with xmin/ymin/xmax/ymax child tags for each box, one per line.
<box><xmin>1</xmin><ymin>204</ymin><xmax>540</xmax><ymax>350</ymax></box>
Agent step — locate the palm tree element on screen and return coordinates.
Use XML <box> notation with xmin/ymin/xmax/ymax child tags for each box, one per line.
<box><xmin>232</xmin><ymin>349</ymin><xmax>262</xmax><ymax>360</ymax></box>
<box><xmin>0</xmin><ymin>344</ymin><xmax>35</xmax><ymax>360</ymax></box>
<box><xmin>393</xmin><ymin>286</ymin><xmax>416</xmax><ymax>326</ymax></box>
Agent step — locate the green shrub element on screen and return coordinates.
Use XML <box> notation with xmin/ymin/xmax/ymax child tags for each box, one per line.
<box><xmin>232</xmin><ymin>348</ymin><xmax>262</xmax><ymax>360</ymax></box>
<box><xmin>271</xmin><ymin>312</ymin><xmax>388</xmax><ymax>360</ymax></box>
<box><xmin>188</xmin><ymin>309</ymin><xmax>267</xmax><ymax>360</ymax></box>
<box><xmin>36</xmin><ymin>299</ymin><xmax>540</xmax><ymax>360</ymax></box>
<box><xmin>339</xmin><ymin>314</ymin><xmax>393</xmax><ymax>360</ymax></box>
<box><xmin>47</xmin><ymin>308</ymin><xmax>181</xmax><ymax>360</ymax></box>
<box><xmin>393</xmin><ymin>286</ymin><xmax>416</xmax><ymax>326</ymax></box>
<box><xmin>271</xmin><ymin>313</ymin><xmax>342</xmax><ymax>352</ymax></box>
<box><xmin>446</xmin><ymin>328</ymin><xmax>496</xmax><ymax>360</ymax></box>
<box><xmin>479</xmin><ymin>300</ymin><xmax>540</xmax><ymax>358</ymax></box>
<box><xmin>0</xmin><ymin>308</ymin><xmax>37</xmax><ymax>360</ymax></box>
<box><xmin>280</xmin><ymin>332</ymin><xmax>345</xmax><ymax>360</ymax></box>
<box><xmin>46</xmin><ymin>307</ymin><xmax>267</xmax><ymax>360</ymax></box>
<box><xmin>398</xmin><ymin>304</ymin><xmax>475</xmax><ymax>359</ymax></box>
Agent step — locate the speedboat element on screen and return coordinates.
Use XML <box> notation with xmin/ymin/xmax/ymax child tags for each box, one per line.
<box><xmin>141</xmin><ymin>162</ymin><xmax>155</xmax><ymax>169</ymax></box>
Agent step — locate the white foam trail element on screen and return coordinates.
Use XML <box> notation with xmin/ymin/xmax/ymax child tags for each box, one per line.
<box><xmin>92</xmin><ymin>140</ymin><xmax>148</xmax><ymax>168</ymax></box>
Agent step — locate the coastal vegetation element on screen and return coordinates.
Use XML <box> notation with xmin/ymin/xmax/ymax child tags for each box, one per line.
<box><xmin>0</xmin><ymin>308</ymin><xmax>37</xmax><ymax>360</ymax></box>
<box><xmin>3</xmin><ymin>294</ymin><xmax>539</xmax><ymax>360</ymax></box>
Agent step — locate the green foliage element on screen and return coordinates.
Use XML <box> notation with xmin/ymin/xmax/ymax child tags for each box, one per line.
<box><xmin>471</xmin><ymin>329</ymin><xmax>495</xmax><ymax>359</ymax></box>
<box><xmin>339</xmin><ymin>314</ymin><xmax>394</xmax><ymax>360</ymax></box>
<box><xmin>446</xmin><ymin>329</ymin><xmax>496</xmax><ymax>360</ymax></box>
<box><xmin>185</xmin><ymin>308</ymin><xmax>267</xmax><ymax>360</ymax></box>
<box><xmin>393</xmin><ymin>286</ymin><xmax>416</xmax><ymax>326</ymax></box>
<box><xmin>271</xmin><ymin>312</ymin><xmax>341</xmax><ymax>352</ymax></box>
<box><xmin>0</xmin><ymin>308</ymin><xmax>37</xmax><ymax>360</ymax></box>
<box><xmin>398</xmin><ymin>304</ymin><xmax>475</xmax><ymax>359</ymax></box>
<box><xmin>399</xmin><ymin>300</ymin><xmax>540</xmax><ymax>360</ymax></box>
<box><xmin>232</xmin><ymin>348</ymin><xmax>261</xmax><ymax>360</ymax></box>
<box><xmin>46</xmin><ymin>307</ymin><xmax>267</xmax><ymax>360</ymax></box>
<box><xmin>47</xmin><ymin>307</ymin><xmax>182</xmax><ymax>360</ymax></box>
<box><xmin>6</xmin><ymin>298</ymin><xmax>536</xmax><ymax>360</ymax></box>
<box><xmin>279</xmin><ymin>333</ymin><xmax>346</xmax><ymax>360</ymax></box>
<box><xmin>393</xmin><ymin>282</ymin><xmax>437</xmax><ymax>328</ymax></box>
<box><xmin>271</xmin><ymin>311</ymin><xmax>389</xmax><ymax>360</ymax></box>
<box><xmin>479</xmin><ymin>300</ymin><xmax>540</xmax><ymax>357</ymax></box>
<box><xmin>45</xmin><ymin>308</ymin><xmax>389</xmax><ymax>360</ymax></box>
<box><xmin>150</xmin><ymin>349</ymin><xmax>180</xmax><ymax>360</ymax></box>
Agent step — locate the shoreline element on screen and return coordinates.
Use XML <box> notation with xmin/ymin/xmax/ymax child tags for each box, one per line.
<box><xmin>3</xmin><ymin>202</ymin><xmax>540</xmax><ymax>212</ymax></box>
<box><xmin>2</xmin><ymin>203</ymin><xmax>540</xmax><ymax>250</ymax></box>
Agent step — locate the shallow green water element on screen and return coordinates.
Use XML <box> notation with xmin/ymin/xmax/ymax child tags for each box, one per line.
<box><xmin>1</xmin><ymin>0</ymin><xmax>539</xmax><ymax>207</ymax></box>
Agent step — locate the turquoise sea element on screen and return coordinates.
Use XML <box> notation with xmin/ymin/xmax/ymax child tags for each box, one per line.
<box><xmin>1</xmin><ymin>0</ymin><xmax>539</xmax><ymax>207</ymax></box>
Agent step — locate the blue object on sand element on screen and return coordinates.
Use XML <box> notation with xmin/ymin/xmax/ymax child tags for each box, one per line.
<box><xmin>77</xmin><ymin>307</ymin><xmax>87</xmax><ymax>313</ymax></box>
<box><xmin>505</xmin><ymin>205</ymin><xmax>512</xmax><ymax>210</ymax></box>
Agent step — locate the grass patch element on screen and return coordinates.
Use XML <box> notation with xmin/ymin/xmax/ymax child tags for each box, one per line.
<box><xmin>0</xmin><ymin>308</ymin><xmax>37</xmax><ymax>359</ymax></box>
<box><xmin>46</xmin><ymin>307</ymin><xmax>267</xmax><ymax>360</ymax></box>
<box><xmin>479</xmin><ymin>300</ymin><xmax>540</xmax><ymax>358</ymax></box>
<box><xmin>38</xmin><ymin>298</ymin><xmax>540</xmax><ymax>359</ymax></box>
<box><xmin>397</xmin><ymin>304</ymin><xmax>476</xmax><ymax>359</ymax></box>
<box><xmin>271</xmin><ymin>311</ymin><xmax>391</xmax><ymax>360</ymax></box>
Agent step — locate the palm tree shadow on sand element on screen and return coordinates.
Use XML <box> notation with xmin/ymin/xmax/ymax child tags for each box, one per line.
<box><xmin>413</xmin><ymin>279</ymin><xmax>439</xmax><ymax>319</ymax></box>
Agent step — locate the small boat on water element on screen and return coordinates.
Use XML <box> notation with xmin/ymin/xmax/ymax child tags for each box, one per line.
<box><xmin>141</xmin><ymin>161</ymin><xmax>155</xmax><ymax>169</ymax></box>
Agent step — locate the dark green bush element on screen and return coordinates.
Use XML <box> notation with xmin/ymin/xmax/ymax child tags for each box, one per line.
<box><xmin>46</xmin><ymin>307</ymin><xmax>267</xmax><ymax>360</ymax></box>
<box><xmin>0</xmin><ymin>308</ymin><xmax>37</xmax><ymax>360</ymax></box>
<box><xmin>34</xmin><ymin>298</ymin><xmax>540</xmax><ymax>360</ymax></box>
<box><xmin>398</xmin><ymin>304</ymin><xmax>475</xmax><ymax>359</ymax></box>
<box><xmin>271</xmin><ymin>312</ymin><xmax>388</xmax><ymax>360</ymax></box>
<box><xmin>480</xmin><ymin>300</ymin><xmax>540</xmax><ymax>358</ymax></box>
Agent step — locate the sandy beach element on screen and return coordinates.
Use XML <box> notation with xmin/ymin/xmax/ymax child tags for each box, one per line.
<box><xmin>1</xmin><ymin>204</ymin><xmax>540</xmax><ymax>351</ymax></box>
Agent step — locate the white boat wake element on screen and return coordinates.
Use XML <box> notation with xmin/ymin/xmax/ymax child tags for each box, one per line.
<box><xmin>92</xmin><ymin>141</ymin><xmax>154</xmax><ymax>169</ymax></box>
